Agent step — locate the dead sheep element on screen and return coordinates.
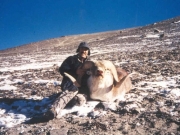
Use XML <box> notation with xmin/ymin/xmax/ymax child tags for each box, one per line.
<box><xmin>64</xmin><ymin>60</ymin><xmax>132</xmax><ymax>102</ymax></box>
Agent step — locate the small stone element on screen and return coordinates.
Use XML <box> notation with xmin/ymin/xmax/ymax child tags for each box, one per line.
<box><xmin>49</xmin><ymin>128</ymin><xmax>68</xmax><ymax>135</ymax></box>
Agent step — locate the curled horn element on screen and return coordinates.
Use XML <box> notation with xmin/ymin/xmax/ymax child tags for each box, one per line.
<box><xmin>64</xmin><ymin>61</ymin><xmax>94</xmax><ymax>87</ymax></box>
<box><xmin>81</xmin><ymin>61</ymin><xmax>95</xmax><ymax>70</ymax></box>
<box><xmin>77</xmin><ymin>61</ymin><xmax>95</xmax><ymax>85</ymax></box>
<box><xmin>64</xmin><ymin>72</ymin><xmax>81</xmax><ymax>87</ymax></box>
<box><xmin>102</xmin><ymin>60</ymin><xmax>119</xmax><ymax>82</ymax></box>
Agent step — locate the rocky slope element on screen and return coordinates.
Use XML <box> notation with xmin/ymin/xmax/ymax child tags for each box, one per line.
<box><xmin>0</xmin><ymin>16</ymin><xmax>180</xmax><ymax>134</ymax></box>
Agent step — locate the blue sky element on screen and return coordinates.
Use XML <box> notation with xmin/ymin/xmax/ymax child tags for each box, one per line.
<box><xmin>0</xmin><ymin>0</ymin><xmax>180</xmax><ymax>50</ymax></box>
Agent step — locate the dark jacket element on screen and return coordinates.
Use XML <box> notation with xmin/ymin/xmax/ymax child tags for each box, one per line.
<box><xmin>59</xmin><ymin>54</ymin><xmax>90</xmax><ymax>94</ymax></box>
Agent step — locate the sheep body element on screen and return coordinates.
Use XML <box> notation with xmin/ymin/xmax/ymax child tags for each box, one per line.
<box><xmin>86</xmin><ymin>60</ymin><xmax>132</xmax><ymax>101</ymax></box>
<box><xmin>64</xmin><ymin>60</ymin><xmax>132</xmax><ymax>102</ymax></box>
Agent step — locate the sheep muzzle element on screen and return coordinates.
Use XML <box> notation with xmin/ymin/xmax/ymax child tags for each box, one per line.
<box><xmin>96</xmin><ymin>69</ymin><xmax>104</xmax><ymax>77</ymax></box>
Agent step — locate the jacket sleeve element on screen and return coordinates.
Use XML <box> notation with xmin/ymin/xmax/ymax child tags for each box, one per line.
<box><xmin>59</xmin><ymin>56</ymin><xmax>77</xmax><ymax>77</ymax></box>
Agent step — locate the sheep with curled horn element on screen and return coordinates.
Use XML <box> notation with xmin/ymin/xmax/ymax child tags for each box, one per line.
<box><xmin>64</xmin><ymin>60</ymin><xmax>132</xmax><ymax>102</ymax></box>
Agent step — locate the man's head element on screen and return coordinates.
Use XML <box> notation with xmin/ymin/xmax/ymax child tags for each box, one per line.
<box><xmin>76</xmin><ymin>42</ymin><xmax>90</xmax><ymax>58</ymax></box>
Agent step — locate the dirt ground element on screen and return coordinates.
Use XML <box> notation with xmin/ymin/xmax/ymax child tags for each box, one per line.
<box><xmin>0</xmin><ymin>49</ymin><xmax>179</xmax><ymax>135</ymax></box>
<box><xmin>0</xmin><ymin>17</ymin><xmax>180</xmax><ymax>135</ymax></box>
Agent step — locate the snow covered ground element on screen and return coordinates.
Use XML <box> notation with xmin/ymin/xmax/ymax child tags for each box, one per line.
<box><xmin>0</xmin><ymin>50</ymin><xmax>179</xmax><ymax>128</ymax></box>
<box><xmin>0</xmin><ymin>74</ymin><xmax>179</xmax><ymax>128</ymax></box>
<box><xmin>0</xmin><ymin>17</ymin><xmax>179</xmax><ymax>134</ymax></box>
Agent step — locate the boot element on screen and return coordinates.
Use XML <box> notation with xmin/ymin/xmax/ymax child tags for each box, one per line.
<box><xmin>25</xmin><ymin>89</ymin><xmax>78</xmax><ymax>124</ymax></box>
<box><xmin>51</xmin><ymin>90</ymin><xmax>78</xmax><ymax>117</ymax></box>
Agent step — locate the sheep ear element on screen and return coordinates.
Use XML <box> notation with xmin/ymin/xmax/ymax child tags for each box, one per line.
<box><xmin>102</xmin><ymin>60</ymin><xmax>119</xmax><ymax>82</ymax></box>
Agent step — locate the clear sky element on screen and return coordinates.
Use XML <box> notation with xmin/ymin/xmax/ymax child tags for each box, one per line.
<box><xmin>0</xmin><ymin>0</ymin><xmax>180</xmax><ymax>50</ymax></box>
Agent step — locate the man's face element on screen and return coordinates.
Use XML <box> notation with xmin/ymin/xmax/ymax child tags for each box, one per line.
<box><xmin>78</xmin><ymin>47</ymin><xmax>89</xmax><ymax>58</ymax></box>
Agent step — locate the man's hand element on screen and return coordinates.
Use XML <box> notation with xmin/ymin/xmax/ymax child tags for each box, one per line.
<box><xmin>76</xmin><ymin>66</ymin><xmax>85</xmax><ymax>76</ymax></box>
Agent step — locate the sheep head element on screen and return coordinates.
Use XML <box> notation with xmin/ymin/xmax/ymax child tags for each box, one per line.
<box><xmin>82</xmin><ymin>60</ymin><xmax>119</xmax><ymax>82</ymax></box>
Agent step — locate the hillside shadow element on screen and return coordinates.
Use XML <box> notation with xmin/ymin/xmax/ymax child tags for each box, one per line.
<box><xmin>0</xmin><ymin>93</ymin><xmax>60</xmax><ymax>125</ymax></box>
